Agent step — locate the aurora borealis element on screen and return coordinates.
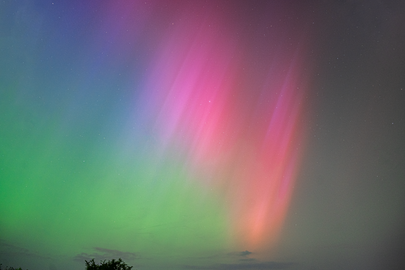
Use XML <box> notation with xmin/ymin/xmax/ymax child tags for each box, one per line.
<box><xmin>1</xmin><ymin>1</ymin><xmax>405</xmax><ymax>270</ymax></box>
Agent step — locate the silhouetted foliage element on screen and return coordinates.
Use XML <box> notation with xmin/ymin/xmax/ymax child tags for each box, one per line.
<box><xmin>0</xmin><ymin>264</ymin><xmax>25</xmax><ymax>270</ymax></box>
<box><xmin>85</xmin><ymin>258</ymin><xmax>133</xmax><ymax>270</ymax></box>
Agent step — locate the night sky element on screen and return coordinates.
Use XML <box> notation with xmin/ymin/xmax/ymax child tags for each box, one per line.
<box><xmin>1</xmin><ymin>1</ymin><xmax>404</xmax><ymax>270</ymax></box>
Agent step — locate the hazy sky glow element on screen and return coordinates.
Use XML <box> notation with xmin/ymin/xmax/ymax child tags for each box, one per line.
<box><xmin>1</xmin><ymin>1</ymin><xmax>404</xmax><ymax>270</ymax></box>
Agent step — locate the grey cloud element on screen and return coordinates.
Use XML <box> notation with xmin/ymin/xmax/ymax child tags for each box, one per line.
<box><xmin>218</xmin><ymin>261</ymin><xmax>295</xmax><ymax>270</ymax></box>
<box><xmin>0</xmin><ymin>239</ymin><xmax>49</xmax><ymax>260</ymax></box>
<box><xmin>226</xmin><ymin>250</ymin><xmax>253</xmax><ymax>258</ymax></box>
<box><xmin>182</xmin><ymin>261</ymin><xmax>294</xmax><ymax>270</ymax></box>
<box><xmin>239</xmin><ymin>250</ymin><xmax>252</xmax><ymax>257</ymax></box>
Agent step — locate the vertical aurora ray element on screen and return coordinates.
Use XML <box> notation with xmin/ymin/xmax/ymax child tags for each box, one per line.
<box><xmin>131</xmin><ymin>1</ymin><xmax>311</xmax><ymax>253</ymax></box>
<box><xmin>0</xmin><ymin>0</ymin><xmax>313</xmax><ymax>268</ymax></box>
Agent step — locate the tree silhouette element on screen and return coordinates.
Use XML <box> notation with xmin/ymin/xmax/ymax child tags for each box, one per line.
<box><xmin>85</xmin><ymin>258</ymin><xmax>133</xmax><ymax>270</ymax></box>
<box><xmin>0</xmin><ymin>264</ymin><xmax>25</xmax><ymax>270</ymax></box>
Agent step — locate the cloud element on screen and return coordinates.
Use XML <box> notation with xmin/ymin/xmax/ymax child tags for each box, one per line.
<box><xmin>73</xmin><ymin>247</ymin><xmax>136</xmax><ymax>263</ymax></box>
<box><xmin>226</xmin><ymin>250</ymin><xmax>253</xmax><ymax>258</ymax></box>
<box><xmin>0</xmin><ymin>239</ymin><xmax>49</xmax><ymax>260</ymax></box>
<box><xmin>183</xmin><ymin>261</ymin><xmax>295</xmax><ymax>270</ymax></box>
<box><xmin>239</xmin><ymin>250</ymin><xmax>252</xmax><ymax>257</ymax></box>
<box><xmin>218</xmin><ymin>261</ymin><xmax>294</xmax><ymax>270</ymax></box>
